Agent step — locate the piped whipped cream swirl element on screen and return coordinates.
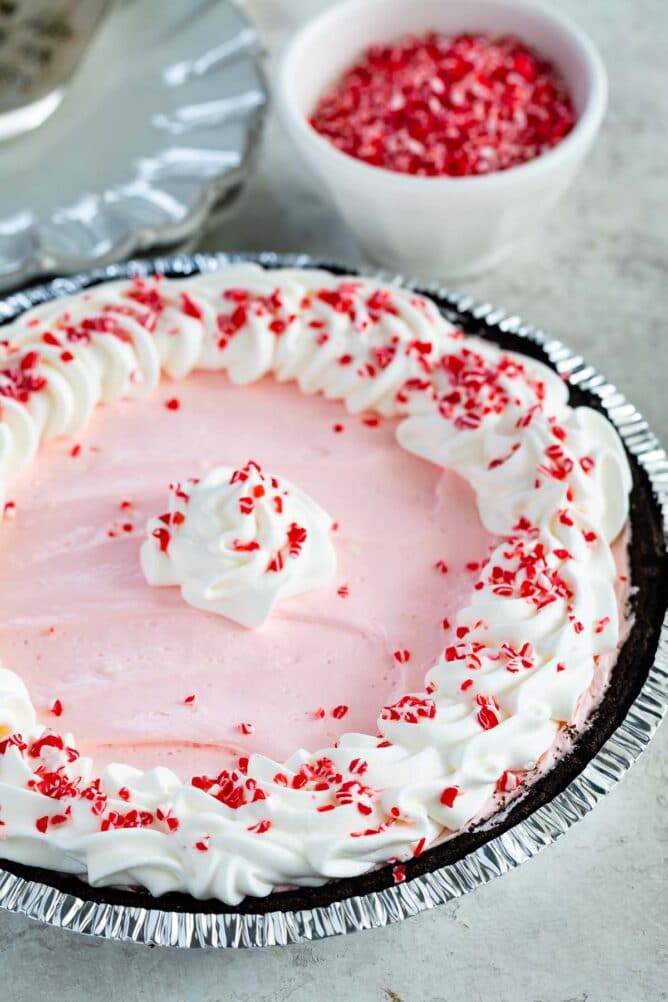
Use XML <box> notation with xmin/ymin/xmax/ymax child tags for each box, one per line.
<box><xmin>141</xmin><ymin>461</ymin><xmax>336</xmax><ymax>628</ymax></box>
<box><xmin>0</xmin><ymin>264</ymin><xmax>633</xmax><ymax>904</ymax></box>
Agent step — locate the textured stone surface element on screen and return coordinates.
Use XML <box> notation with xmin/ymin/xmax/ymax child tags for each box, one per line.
<box><xmin>1</xmin><ymin>1</ymin><xmax>666</xmax><ymax>999</ymax></box>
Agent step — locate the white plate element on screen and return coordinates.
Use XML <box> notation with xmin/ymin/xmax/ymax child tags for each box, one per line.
<box><xmin>0</xmin><ymin>0</ymin><xmax>266</xmax><ymax>292</ymax></box>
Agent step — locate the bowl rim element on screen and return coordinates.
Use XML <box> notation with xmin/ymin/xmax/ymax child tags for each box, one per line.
<box><xmin>276</xmin><ymin>0</ymin><xmax>608</xmax><ymax>192</ymax></box>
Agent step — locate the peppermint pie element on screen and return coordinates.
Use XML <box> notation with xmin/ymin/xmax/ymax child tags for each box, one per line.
<box><xmin>0</xmin><ymin>262</ymin><xmax>649</xmax><ymax>907</ymax></box>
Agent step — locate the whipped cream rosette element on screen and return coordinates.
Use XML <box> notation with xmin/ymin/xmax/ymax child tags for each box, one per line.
<box><xmin>141</xmin><ymin>461</ymin><xmax>337</xmax><ymax>628</ymax></box>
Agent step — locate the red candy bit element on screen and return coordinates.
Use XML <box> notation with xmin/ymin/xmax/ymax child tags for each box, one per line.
<box><xmin>156</xmin><ymin>807</ymin><xmax>179</xmax><ymax>833</ymax></box>
<box><xmin>487</xmin><ymin>442</ymin><xmax>521</xmax><ymax>470</ymax></box>
<box><xmin>266</xmin><ymin>551</ymin><xmax>284</xmax><ymax>573</ymax></box>
<box><xmin>117</xmin><ymin>786</ymin><xmax>131</xmax><ymax>802</ymax></box>
<box><xmin>475</xmin><ymin>694</ymin><xmax>500</xmax><ymax>730</ymax></box>
<box><xmin>460</xmin><ymin>679</ymin><xmax>474</xmax><ymax>692</ymax></box>
<box><xmin>70</xmin><ymin>443</ymin><xmax>82</xmax><ymax>458</ymax></box>
<box><xmin>152</xmin><ymin>526</ymin><xmax>170</xmax><ymax>553</ymax></box>
<box><xmin>553</xmin><ymin>548</ymin><xmax>572</xmax><ymax>560</ymax></box>
<box><xmin>478</xmin><ymin>705</ymin><xmax>498</xmax><ymax>729</ymax></box>
<box><xmin>3</xmin><ymin>500</ymin><xmax>16</xmax><ymax>520</ymax></box>
<box><xmin>337</xmin><ymin>584</ymin><xmax>349</xmax><ymax>598</ymax></box>
<box><xmin>239</xmin><ymin>496</ymin><xmax>254</xmax><ymax>515</ymax></box>
<box><xmin>286</xmin><ymin>522</ymin><xmax>307</xmax><ymax>557</ymax></box>
<box><xmin>579</xmin><ymin>455</ymin><xmax>596</xmax><ymax>474</ymax></box>
<box><xmin>232</xmin><ymin>538</ymin><xmax>260</xmax><ymax>553</ymax></box>
<box><xmin>238</xmin><ymin>722</ymin><xmax>255</xmax><ymax>736</ymax></box>
<box><xmin>310</xmin><ymin>31</ymin><xmax>575</xmax><ymax>178</ymax></box>
<box><xmin>20</xmin><ymin>350</ymin><xmax>40</xmax><ymax>370</ymax></box>
<box><xmin>361</xmin><ymin>414</ymin><xmax>380</xmax><ymax>427</ymax></box>
<box><xmin>180</xmin><ymin>291</ymin><xmax>203</xmax><ymax>320</ymax></box>
<box><xmin>381</xmin><ymin>694</ymin><xmax>436</xmax><ymax>724</ymax></box>
<box><xmin>313</xmin><ymin>707</ymin><xmax>326</xmax><ymax>720</ymax></box>
<box><xmin>49</xmin><ymin>698</ymin><xmax>63</xmax><ymax>718</ymax></box>
<box><xmin>496</xmin><ymin>770</ymin><xmax>521</xmax><ymax>795</ymax></box>
<box><xmin>0</xmin><ymin>734</ymin><xmax>28</xmax><ymax>757</ymax></box>
<box><xmin>165</xmin><ymin>397</ymin><xmax>180</xmax><ymax>411</ymax></box>
<box><xmin>435</xmin><ymin>560</ymin><xmax>449</xmax><ymax>574</ymax></box>
<box><xmin>194</xmin><ymin>836</ymin><xmax>210</xmax><ymax>852</ymax></box>
<box><xmin>35</xmin><ymin>815</ymin><xmax>49</xmax><ymax>834</ymax></box>
<box><xmin>248</xmin><ymin>819</ymin><xmax>272</xmax><ymax>834</ymax></box>
<box><xmin>183</xmin><ymin>693</ymin><xmax>197</xmax><ymax>706</ymax></box>
<box><xmin>119</xmin><ymin>499</ymin><xmax>132</xmax><ymax>511</ymax></box>
<box><xmin>595</xmin><ymin>616</ymin><xmax>611</xmax><ymax>635</ymax></box>
<box><xmin>441</xmin><ymin>617</ymin><xmax>450</xmax><ymax>630</ymax></box>
<box><xmin>332</xmin><ymin>704</ymin><xmax>349</xmax><ymax>720</ymax></box>
<box><xmin>393</xmin><ymin>648</ymin><xmax>411</xmax><ymax>664</ymax></box>
<box><xmin>332</xmin><ymin>422</ymin><xmax>345</xmax><ymax>434</ymax></box>
<box><xmin>392</xmin><ymin>864</ymin><xmax>406</xmax><ymax>884</ymax></box>
<box><xmin>439</xmin><ymin>786</ymin><xmax>460</xmax><ymax>808</ymax></box>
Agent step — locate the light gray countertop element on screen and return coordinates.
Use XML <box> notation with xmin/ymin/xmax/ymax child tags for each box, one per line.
<box><xmin>2</xmin><ymin>1</ymin><xmax>666</xmax><ymax>998</ymax></box>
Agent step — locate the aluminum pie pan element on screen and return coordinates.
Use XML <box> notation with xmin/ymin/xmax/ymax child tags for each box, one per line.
<box><xmin>0</xmin><ymin>2</ymin><xmax>267</xmax><ymax>294</ymax></box>
<box><xmin>0</xmin><ymin>251</ymin><xmax>665</xmax><ymax>948</ymax></box>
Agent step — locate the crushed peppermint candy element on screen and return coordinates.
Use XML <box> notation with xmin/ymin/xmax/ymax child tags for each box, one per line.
<box><xmin>310</xmin><ymin>32</ymin><xmax>575</xmax><ymax>177</ymax></box>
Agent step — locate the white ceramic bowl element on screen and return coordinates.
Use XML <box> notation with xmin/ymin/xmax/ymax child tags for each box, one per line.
<box><xmin>276</xmin><ymin>0</ymin><xmax>607</xmax><ymax>279</ymax></box>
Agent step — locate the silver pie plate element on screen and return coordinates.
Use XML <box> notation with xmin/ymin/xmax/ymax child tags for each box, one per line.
<box><xmin>0</xmin><ymin>2</ymin><xmax>266</xmax><ymax>294</ymax></box>
<box><xmin>0</xmin><ymin>252</ymin><xmax>665</xmax><ymax>949</ymax></box>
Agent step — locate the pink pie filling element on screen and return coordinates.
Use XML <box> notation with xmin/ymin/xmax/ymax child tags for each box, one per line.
<box><xmin>0</xmin><ymin>372</ymin><xmax>496</xmax><ymax>780</ymax></box>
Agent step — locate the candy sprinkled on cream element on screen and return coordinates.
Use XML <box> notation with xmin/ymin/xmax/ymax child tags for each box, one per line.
<box><xmin>141</xmin><ymin>460</ymin><xmax>337</xmax><ymax>629</ymax></box>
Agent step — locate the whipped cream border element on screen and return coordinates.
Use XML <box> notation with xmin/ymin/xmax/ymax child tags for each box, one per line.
<box><xmin>0</xmin><ymin>264</ymin><xmax>632</xmax><ymax>904</ymax></box>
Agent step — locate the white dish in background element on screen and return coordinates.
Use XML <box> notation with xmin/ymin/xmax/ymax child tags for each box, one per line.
<box><xmin>276</xmin><ymin>0</ymin><xmax>607</xmax><ymax>280</ymax></box>
<box><xmin>0</xmin><ymin>0</ymin><xmax>266</xmax><ymax>292</ymax></box>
